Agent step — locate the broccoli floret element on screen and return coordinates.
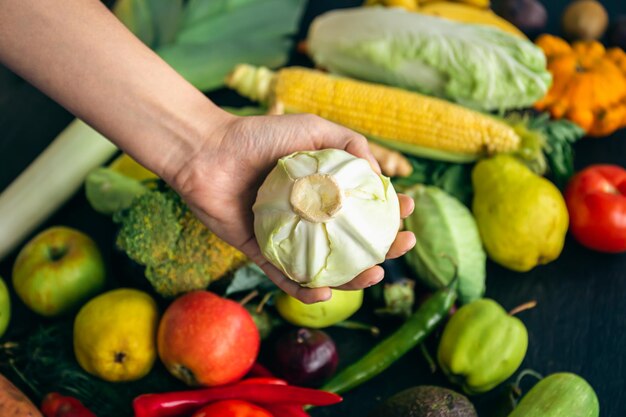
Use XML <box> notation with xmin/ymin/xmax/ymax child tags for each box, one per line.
<box><xmin>113</xmin><ymin>187</ymin><xmax>247</xmax><ymax>297</ymax></box>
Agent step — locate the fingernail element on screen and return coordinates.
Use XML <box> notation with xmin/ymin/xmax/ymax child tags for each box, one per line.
<box><xmin>368</xmin><ymin>271</ymin><xmax>385</xmax><ymax>287</ymax></box>
<box><xmin>319</xmin><ymin>291</ymin><xmax>332</xmax><ymax>302</ymax></box>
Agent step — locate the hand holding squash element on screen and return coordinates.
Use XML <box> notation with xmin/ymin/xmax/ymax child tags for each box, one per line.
<box><xmin>170</xmin><ymin>112</ymin><xmax>415</xmax><ymax>304</ymax></box>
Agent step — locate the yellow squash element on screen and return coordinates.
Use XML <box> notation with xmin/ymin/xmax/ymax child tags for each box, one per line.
<box><xmin>535</xmin><ymin>34</ymin><xmax>626</xmax><ymax>137</ymax></box>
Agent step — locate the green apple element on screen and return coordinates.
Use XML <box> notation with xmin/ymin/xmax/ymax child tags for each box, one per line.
<box><xmin>0</xmin><ymin>277</ymin><xmax>10</xmax><ymax>337</ymax></box>
<box><xmin>12</xmin><ymin>226</ymin><xmax>106</xmax><ymax>317</ymax></box>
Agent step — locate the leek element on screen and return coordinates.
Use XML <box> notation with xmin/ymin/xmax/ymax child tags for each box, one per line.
<box><xmin>0</xmin><ymin>120</ymin><xmax>117</xmax><ymax>259</ymax></box>
<box><xmin>0</xmin><ymin>0</ymin><xmax>305</xmax><ymax>260</ymax></box>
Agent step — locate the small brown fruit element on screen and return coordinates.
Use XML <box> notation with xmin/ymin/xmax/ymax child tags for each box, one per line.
<box><xmin>562</xmin><ymin>0</ymin><xmax>608</xmax><ymax>41</ymax></box>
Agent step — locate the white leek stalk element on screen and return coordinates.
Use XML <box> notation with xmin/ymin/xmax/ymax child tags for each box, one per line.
<box><xmin>254</xmin><ymin>149</ymin><xmax>400</xmax><ymax>288</ymax></box>
<box><xmin>0</xmin><ymin>120</ymin><xmax>117</xmax><ymax>260</ymax></box>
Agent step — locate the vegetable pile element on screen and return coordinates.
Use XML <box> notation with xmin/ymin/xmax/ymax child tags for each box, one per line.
<box><xmin>4</xmin><ymin>0</ymin><xmax>626</xmax><ymax>416</ymax></box>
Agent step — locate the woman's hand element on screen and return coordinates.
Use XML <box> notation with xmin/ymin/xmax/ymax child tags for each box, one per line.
<box><xmin>169</xmin><ymin>111</ymin><xmax>416</xmax><ymax>304</ymax></box>
<box><xmin>0</xmin><ymin>0</ymin><xmax>414</xmax><ymax>303</ymax></box>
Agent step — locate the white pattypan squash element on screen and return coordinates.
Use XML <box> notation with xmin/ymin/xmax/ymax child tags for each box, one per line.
<box><xmin>254</xmin><ymin>149</ymin><xmax>400</xmax><ymax>288</ymax></box>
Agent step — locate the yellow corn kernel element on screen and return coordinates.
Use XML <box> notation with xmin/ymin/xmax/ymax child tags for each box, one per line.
<box><xmin>227</xmin><ymin>65</ymin><xmax>521</xmax><ymax>161</ymax></box>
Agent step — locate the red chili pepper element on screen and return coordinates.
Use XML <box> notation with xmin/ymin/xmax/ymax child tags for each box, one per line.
<box><xmin>238</xmin><ymin>377</ymin><xmax>287</xmax><ymax>386</ymax></box>
<box><xmin>239</xmin><ymin>377</ymin><xmax>310</xmax><ymax>416</ymax></box>
<box><xmin>246</xmin><ymin>362</ymin><xmax>275</xmax><ymax>378</ymax></box>
<box><xmin>191</xmin><ymin>400</ymin><xmax>273</xmax><ymax>417</ymax></box>
<box><xmin>263</xmin><ymin>404</ymin><xmax>311</xmax><ymax>417</ymax></box>
<box><xmin>41</xmin><ymin>393</ymin><xmax>97</xmax><ymax>417</ymax></box>
<box><xmin>133</xmin><ymin>384</ymin><xmax>342</xmax><ymax>417</ymax></box>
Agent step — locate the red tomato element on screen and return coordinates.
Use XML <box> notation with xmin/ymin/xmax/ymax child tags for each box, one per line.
<box><xmin>565</xmin><ymin>164</ymin><xmax>626</xmax><ymax>252</ymax></box>
<box><xmin>192</xmin><ymin>400</ymin><xmax>273</xmax><ymax>417</ymax></box>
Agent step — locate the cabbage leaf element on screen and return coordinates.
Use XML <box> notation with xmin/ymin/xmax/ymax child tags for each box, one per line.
<box><xmin>308</xmin><ymin>7</ymin><xmax>551</xmax><ymax>112</ymax></box>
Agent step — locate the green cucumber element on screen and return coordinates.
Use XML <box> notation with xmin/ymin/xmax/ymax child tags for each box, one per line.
<box><xmin>508</xmin><ymin>373</ymin><xmax>599</xmax><ymax>417</ymax></box>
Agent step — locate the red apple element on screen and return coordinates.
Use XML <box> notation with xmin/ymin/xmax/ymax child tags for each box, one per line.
<box><xmin>12</xmin><ymin>226</ymin><xmax>106</xmax><ymax>317</ymax></box>
<box><xmin>158</xmin><ymin>291</ymin><xmax>260</xmax><ymax>386</ymax></box>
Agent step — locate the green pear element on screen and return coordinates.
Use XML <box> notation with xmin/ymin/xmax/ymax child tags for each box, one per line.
<box><xmin>472</xmin><ymin>155</ymin><xmax>569</xmax><ymax>272</ymax></box>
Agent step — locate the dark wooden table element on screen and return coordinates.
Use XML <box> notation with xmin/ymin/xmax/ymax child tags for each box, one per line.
<box><xmin>1</xmin><ymin>1</ymin><xmax>625</xmax><ymax>416</ymax></box>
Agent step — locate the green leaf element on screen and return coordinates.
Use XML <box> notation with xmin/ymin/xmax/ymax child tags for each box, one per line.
<box><xmin>147</xmin><ymin>0</ymin><xmax>184</xmax><ymax>47</ymax></box>
<box><xmin>116</xmin><ymin>0</ymin><xmax>305</xmax><ymax>92</ymax></box>
<box><xmin>177</xmin><ymin>0</ymin><xmax>305</xmax><ymax>45</ymax></box>
<box><xmin>526</xmin><ymin>112</ymin><xmax>585</xmax><ymax>187</ymax></box>
<box><xmin>226</xmin><ymin>263</ymin><xmax>277</xmax><ymax>296</ymax></box>
<box><xmin>404</xmin><ymin>185</ymin><xmax>486</xmax><ymax>304</ymax></box>
<box><xmin>181</xmin><ymin>0</ymin><xmax>258</xmax><ymax>29</ymax></box>
<box><xmin>393</xmin><ymin>157</ymin><xmax>474</xmax><ymax>206</ymax></box>
<box><xmin>222</xmin><ymin>106</ymin><xmax>267</xmax><ymax>116</ymax></box>
<box><xmin>181</xmin><ymin>0</ymin><xmax>228</xmax><ymax>29</ymax></box>
<box><xmin>113</xmin><ymin>0</ymin><xmax>155</xmax><ymax>46</ymax></box>
<box><xmin>542</xmin><ymin>120</ymin><xmax>584</xmax><ymax>188</ymax></box>
<box><xmin>157</xmin><ymin>37</ymin><xmax>292</xmax><ymax>91</ymax></box>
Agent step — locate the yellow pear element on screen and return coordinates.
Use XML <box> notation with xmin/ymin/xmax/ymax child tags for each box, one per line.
<box><xmin>74</xmin><ymin>288</ymin><xmax>158</xmax><ymax>382</ymax></box>
<box><xmin>472</xmin><ymin>155</ymin><xmax>569</xmax><ymax>272</ymax></box>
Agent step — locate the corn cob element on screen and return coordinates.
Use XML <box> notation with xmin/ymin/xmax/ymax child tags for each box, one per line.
<box><xmin>226</xmin><ymin>65</ymin><xmax>521</xmax><ymax>162</ymax></box>
<box><xmin>364</xmin><ymin>0</ymin><xmax>419</xmax><ymax>11</ymax></box>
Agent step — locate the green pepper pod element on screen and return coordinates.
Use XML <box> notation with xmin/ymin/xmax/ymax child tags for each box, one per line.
<box><xmin>508</xmin><ymin>373</ymin><xmax>599</xmax><ymax>417</ymax></box>
<box><xmin>437</xmin><ymin>298</ymin><xmax>528</xmax><ymax>395</ymax></box>
<box><xmin>321</xmin><ymin>286</ymin><xmax>456</xmax><ymax>395</ymax></box>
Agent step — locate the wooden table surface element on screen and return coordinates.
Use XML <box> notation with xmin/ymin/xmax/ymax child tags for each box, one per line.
<box><xmin>1</xmin><ymin>1</ymin><xmax>625</xmax><ymax>416</ymax></box>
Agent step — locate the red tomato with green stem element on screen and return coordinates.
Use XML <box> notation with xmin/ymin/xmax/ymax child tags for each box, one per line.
<box><xmin>565</xmin><ymin>165</ymin><xmax>626</xmax><ymax>252</ymax></box>
<box><xmin>191</xmin><ymin>400</ymin><xmax>273</xmax><ymax>417</ymax></box>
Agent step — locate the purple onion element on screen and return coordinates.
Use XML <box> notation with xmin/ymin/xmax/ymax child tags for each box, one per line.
<box><xmin>272</xmin><ymin>328</ymin><xmax>339</xmax><ymax>387</ymax></box>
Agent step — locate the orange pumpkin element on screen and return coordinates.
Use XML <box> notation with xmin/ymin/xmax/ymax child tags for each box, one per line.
<box><xmin>535</xmin><ymin>34</ymin><xmax>626</xmax><ymax>137</ymax></box>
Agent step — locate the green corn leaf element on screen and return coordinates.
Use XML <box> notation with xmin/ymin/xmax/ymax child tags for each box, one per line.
<box><xmin>157</xmin><ymin>37</ymin><xmax>292</xmax><ymax>91</ymax></box>
<box><xmin>180</xmin><ymin>0</ymin><xmax>228</xmax><ymax>29</ymax></box>
<box><xmin>177</xmin><ymin>0</ymin><xmax>305</xmax><ymax>45</ymax></box>
<box><xmin>146</xmin><ymin>0</ymin><xmax>184</xmax><ymax>46</ymax></box>
<box><xmin>113</xmin><ymin>0</ymin><xmax>155</xmax><ymax>46</ymax></box>
<box><xmin>181</xmin><ymin>0</ymin><xmax>257</xmax><ymax>29</ymax></box>
<box><xmin>114</xmin><ymin>0</ymin><xmax>306</xmax><ymax>92</ymax></box>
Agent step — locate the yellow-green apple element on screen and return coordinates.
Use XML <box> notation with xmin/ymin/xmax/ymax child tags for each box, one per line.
<box><xmin>12</xmin><ymin>226</ymin><xmax>106</xmax><ymax>317</ymax></box>
<box><xmin>157</xmin><ymin>291</ymin><xmax>260</xmax><ymax>386</ymax></box>
<box><xmin>0</xmin><ymin>276</ymin><xmax>10</xmax><ymax>337</ymax></box>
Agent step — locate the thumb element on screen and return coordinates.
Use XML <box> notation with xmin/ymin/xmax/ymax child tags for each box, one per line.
<box><xmin>343</xmin><ymin>133</ymin><xmax>382</xmax><ymax>175</ymax></box>
<box><xmin>312</xmin><ymin>120</ymin><xmax>381</xmax><ymax>175</ymax></box>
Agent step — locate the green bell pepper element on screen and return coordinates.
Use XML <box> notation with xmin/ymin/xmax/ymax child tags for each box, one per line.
<box><xmin>437</xmin><ymin>298</ymin><xmax>528</xmax><ymax>394</ymax></box>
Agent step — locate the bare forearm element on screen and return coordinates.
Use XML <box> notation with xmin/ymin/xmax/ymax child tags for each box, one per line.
<box><xmin>0</xmin><ymin>0</ymin><xmax>229</xmax><ymax>180</ymax></box>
